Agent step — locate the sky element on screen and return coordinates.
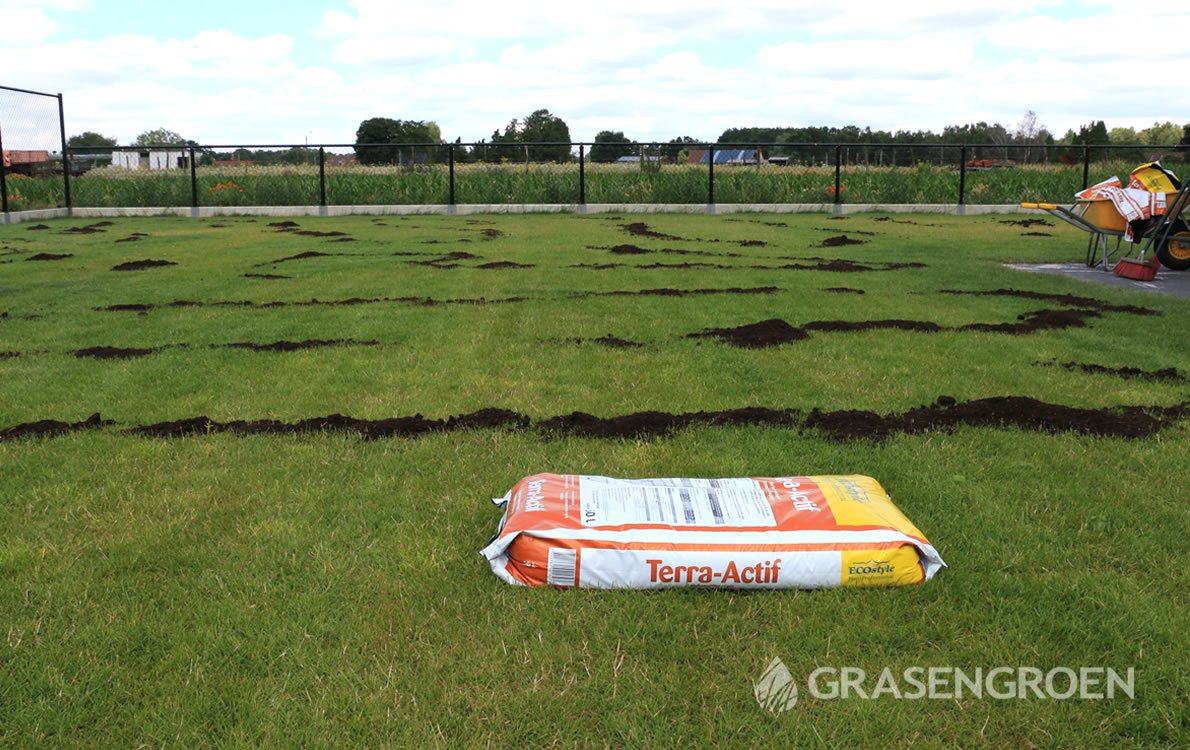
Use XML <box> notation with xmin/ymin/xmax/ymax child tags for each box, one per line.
<box><xmin>2</xmin><ymin>0</ymin><xmax>1188</xmax><ymax>152</ymax></box>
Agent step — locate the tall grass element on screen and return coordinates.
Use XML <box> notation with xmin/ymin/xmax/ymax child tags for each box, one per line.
<box><xmin>7</xmin><ymin>159</ymin><xmax>1188</xmax><ymax>210</ymax></box>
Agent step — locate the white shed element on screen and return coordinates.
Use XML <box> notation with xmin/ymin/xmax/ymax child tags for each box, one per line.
<box><xmin>111</xmin><ymin>149</ymin><xmax>191</xmax><ymax>170</ymax></box>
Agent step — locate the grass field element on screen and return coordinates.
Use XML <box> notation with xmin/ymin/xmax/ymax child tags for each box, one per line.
<box><xmin>1</xmin><ymin>212</ymin><xmax>1188</xmax><ymax>748</ymax></box>
<box><xmin>9</xmin><ymin>158</ymin><xmax>1189</xmax><ymax>210</ymax></box>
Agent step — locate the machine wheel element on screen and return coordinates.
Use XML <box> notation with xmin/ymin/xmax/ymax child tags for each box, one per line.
<box><xmin>1156</xmin><ymin>221</ymin><xmax>1190</xmax><ymax>270</ymax></box>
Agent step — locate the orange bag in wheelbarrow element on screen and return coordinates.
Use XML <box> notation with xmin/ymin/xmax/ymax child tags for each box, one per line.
<box><xmin>481</xmin><ymin>473</ymin><xmax>945</xmax><ymax>589</ymax></box>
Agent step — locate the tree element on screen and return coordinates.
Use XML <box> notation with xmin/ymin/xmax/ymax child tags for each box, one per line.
<box><xmin>66</xmin><ymin>131</ymin><xmax>118</xmax><ymax>150</ymax></box>
<box><xmin>1138</xmin><ymin>121</ymin><xmax>1183</xmax><ymax>146</ymax></box>
<box><xmin>133</xmin><ymin>128</ymin><xmax>187</xmax><ymax>146</ymax></box>
<box><xmin>353</xmin><ymin>118</ymin><xmax>444</xmax><ymax>165</ymax></box>
<box><xmin>661</xmin><ymin>136</ymin><xmax>699</xmax><ymax>162</ymax></box>
<box><xmin>518</xmin><ymin>109</ymin><xmax>572</xmax><ymax>162</ymax></box>
<box><xmin>589</xmin><ymin>130</ymin><xmax>634</xmax><ymax>163</ymax></box>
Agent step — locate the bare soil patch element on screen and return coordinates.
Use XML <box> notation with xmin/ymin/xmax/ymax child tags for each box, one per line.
<box><xmin>804</xmin><ymin>396</ymin><xmax>1184</xmax><ymax>441</ymax></box>
<box><xmin>819</xmin><ymin>235</ymin><xmax>869</xmax><ymax>247</ymax></box>
<box><xmin>824</xmin><ymin>287</ymin><xmax>865</xmax><ymax>294</ymax></box>
<box><xmin>621</xmin><ymin>222</ymin><xmax>684</xmax><ymax>240</ymax></box>
<box><xmin>998</xmin><ymin>218</ymin><xmax>1053</xmax><ymax>228</ymax></box>
<box><xmin>27</xmin><ymin>252</ymin><xmax>72</xmax><ymax>261</ymax></box>
<box><xmin>74</xmin><ymin>346</ymin><xmax>159</xmax><ymax>359</ymax></box>
<box><xmin>690</xmin><ymin>319</ymin><xmax>809</xmax><ymax>348</ymax></box>
<box><xmin>476</xmin><ymin>261</ymin><xmax>534</xmax><ymax>269</ymax></box>
<box><xmin>583</xmin><ymin>286</ymin><xmax>780</xmax><ymax>300</ymax></box>
<box><xmin>129</xmin><ymin>408</ymin><xmax>529</xmax><ymax>440</ymax></box>
<box><xmin>112</xmin><ymin>259</ymin><xmax>177</xmax><ymax>271</ymax></box>
<box><xmin>222</xmin><ymin>339</ymin><xmax>379</xmax><ymax>352</ymax></box>
<box><xmin>1039</xmin><ymin>360</ymin><xmax>1185</xmax><ymax>382</ymax></box>
<box><xmin>939</xmin><ymin>288</ymin><xmax>1159</xmax><ymax>316</ymax></box>
<box><xmin>25</xmin><ymin>224</ymin><xmax>50</xmax><ymax>231</ymax></box>
<box><xmin>242</xmin><ymin>273</ymin><xmax>291</xmax><ymax>280</ymax></box>
<box><xmin>0</xmin><ymin>412</ymin><xmax>111</xmax><ymax>442</ymax></box>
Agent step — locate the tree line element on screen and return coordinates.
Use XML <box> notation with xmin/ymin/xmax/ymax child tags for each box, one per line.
<box><xmin>63</xmin><ymin>113</ymin><xmax>1190</xmax><ymax>168</ymax></box>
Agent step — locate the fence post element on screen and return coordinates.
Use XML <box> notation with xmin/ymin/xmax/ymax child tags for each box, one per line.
<box><xmin>1081</xmin><ymin>146</ymin><xmax>1090</xmax><ymax>190</ymax></box>
<box><xmin>0</xmin><ymin>118</ymin><xmax>8</xmax><ymax>215</ymax></box>
<box><xmin>708</xmin><ymin>145</ymin><xmax>715</xmax><ymax>205</ymax></box>
<box><xmin>189</xmin><ymin>147</ymin><xmax>198</xmax><ymax>209</ymax></box>
<box><xmin>57</xmin><ymin>93</ymin><xmax>72</xmax><ymax>210</ymax></box>
<box><xmin>958</xmin><ymin>146</ymin><xmax>967</xmax><ymax>205</ymax></box>
<box><xmin>448</xmin><ymin>145</ymin><xmax>455</xmax><ymax>206</ymax></box>
<box><xmin>833</xmin><ymin>145</ymin><xmax>842</xmax><ymax>206</ymax></box>
<box><xmin>578</xmin><ymin>144</ymin><xmax>585</xmax><ymax>205</ymax></box>
<box><xmin>318</xmin><ymin>147</ymin><xmax>327</xmax><ymax>207</ymax></box>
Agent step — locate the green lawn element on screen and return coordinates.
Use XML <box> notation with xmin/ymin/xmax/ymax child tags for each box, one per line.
<box><xmin>1</xmin><ymin>213</ymin><xmax>1187</xmax><ymax>748</ymax></box>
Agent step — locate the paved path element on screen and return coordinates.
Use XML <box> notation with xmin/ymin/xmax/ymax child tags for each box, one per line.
<box><xmin>1005</xmin><ymin>263</ymin><xmax>1190</xmax><ymax>298</ymax></box>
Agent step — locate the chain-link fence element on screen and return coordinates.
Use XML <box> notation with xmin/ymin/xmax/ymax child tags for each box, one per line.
<box><xmin>48</xmin><ymin>138</ymin><xmax>1190</xmax><ymax>211</ymax></box>
<box><xmin>0</xmin><ymin>85</ymin><xmax>68</xmax><ymax>212</ymax></box>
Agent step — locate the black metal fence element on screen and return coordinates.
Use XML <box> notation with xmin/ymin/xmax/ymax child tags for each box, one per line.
<box><xmin>39</xmin><ymin>141</ymin><xmax>1183</xmax><ymax>211</ymax></box>
<box><xmin>2</xmin><ymin>87</ymin><xmax>1185</xmax><ymax>212</ymax></box>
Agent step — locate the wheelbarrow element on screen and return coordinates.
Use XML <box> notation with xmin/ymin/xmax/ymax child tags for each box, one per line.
<box><xmin>1021</xmin><ymin>178</ymin><xmax>1190</xmax><ymax>278</ymax></box>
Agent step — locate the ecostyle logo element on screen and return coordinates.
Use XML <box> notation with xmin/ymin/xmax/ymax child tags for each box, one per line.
<box><xmin>847</xmin><ymin>559</ymin><xmax>895</xmax><ymax>576</ymax></box>
<box><xmin>754</xmin><ymin>657</ymin><xmax>798</xmax><ymax>714</ymax></box>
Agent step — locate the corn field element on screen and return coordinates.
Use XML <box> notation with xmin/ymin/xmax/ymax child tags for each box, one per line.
<box><xmin>5</xmin><ymin>160</ymin><xmax>1188</xmax><ymax>211</ymax></box>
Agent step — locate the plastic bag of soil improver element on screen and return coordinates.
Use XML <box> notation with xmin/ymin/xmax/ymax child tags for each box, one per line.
<box><xmin>481</xmin><ymin>473</ymin><xmax>945</xmax><ymax>589</ymax></box>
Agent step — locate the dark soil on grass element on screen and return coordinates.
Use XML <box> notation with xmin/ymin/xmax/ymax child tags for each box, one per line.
<box><xmin>476</xmin><ymin>261</ymin><xmax>534</xmax><ymax>269</ymax></box>
<box><xmin>689</xmin><ymin>307</ymin><xmax>1113</xmax><ymax>348</ymax></box>
<box><xmin>480</xmin><ymin>229</ymin><xmax>506</xmax><ymax>239</ymax></box>
<box><xmin>998</xmin><ymin>218</ymin><xmax>1053</xmax><ymax>228</ymax></box>
<box><xmin>6</xmin><ymin>399</ymin><xmax>1187</xmax><ymax>443</ymax></box>
<box><xmin>805</xmin><ymin>319</ymin><xmax>944</xmax><ymax>333</ymax></box>
<box><xmin>27</xmin><ymin>252</ymin><xmax>72</xmax><ymax>261</ymax></box>
<box><xmin>824</xmin><ymin>287</ymin><xmax>865</xmax><ymax>294</ymax></box>
<box><xmin>563</xmin><ymin>335</ymin><xmax>645</xmax><ymax>348</ymax></box>
<box><xmin>115</xmin><ymin>234</ymin><xmax>150</xmax><ymax>242</ymax></box>
<box><xmin>268</xmin><ymin>221</ymin><xmax>300</xmax><ymax>228</ymax></box>
<box><xmin>242</xmin><ymin>273</ymin><xmax>291</xmax><ymax>280</ymax></box>
<box><xmin>637</xmin><ymin>262</ymin><xmax>730</xmax><ymax>270</ymax></box>
<box><xmin>621</xmin><ymin>222</ymin><xmax>684</xmax><ymax>240</ymax></box>
<box><xmin>939</xmin><ymin>288</ymin><xmax>1159</xmax><ymax>316</ymax></box>
<box><xmin>129</xmin><ymin>408</ymin><xmax>530</xmax><ymax>440</ymax></box>
<box><xmin>0</xmin><ymin>412</ymin><xmax>111</xmax><ymax>442</ymax></box>
<box><xmin>222</xmin><ymin>339</ymin><xmax>379</xmax><ymax>352</ymax></box>
<box><xmin>1021</xmin><ymin>232</ymin><xmax>1052</xmax><ymax>237</ymax></box>
<box><xmin>819</xmin><ymin>235</ymin><xmax>868</xmax><ymax>247</ymax></box>
<box><xmin>775</xmin><ymin>259</ymin><xmax>925</xmax><ymax>272</ymax></box>
<box><xmin>873</xmin><ymin>217</ymin><xmax>940</xmax><ymax>226</ymax></box>
<box><xmin>958</xmin><ymin>308</ymin><xmax>1099</xmax><ymax>334</ymax></box>
<box><xmin>267</xmin><ymin>250</ymin><xmax>332</xmax><ymax>264</ymax></box>
<box><xmin>293</xmin><ymin>230</ymin><xmax>350</xmax><ymax>238</ymax></box>
<box><xmin>97</xmin><ymin>295</ymin><xmax>528</xmax><ymax>312</ymax></box>
<box><xmin>690</xmin><ymin>319</ymin><xmax>810</xmax><ymax>348</ymax></box>
<box><xmin>610</xmin><ymin>244</ymin><xmax>652</xmax><ymax>254</ymax></box>
<box><xmin>62</xmin><ymin>226</ymin><xmax>104</xmax><ymax>234</ymax></box>
<box><xmin>111</xmin><ymin>259</ymin><xmax>177</xmax><ymax>271</ymax></box>
<box><xmin>1039</xmin><ymin>360</ymin><xmax>1185</xmax><ymax>382</ymax></box>
<box><xmin>74</xmin><ymin>346</ymin><xmax>159</xmax><ymax>359</ymax></box>
<box><xmin>583</xmin><ymin>286</ymin><xmax>780</xmax><ymax>300</ymax></box>
<box><xmin>538</xmin><ymin>406</ymin><xmax>799</xmax><ymax>439</ymax></box>
<box><xmin>570</xmin><ymin>263</ymin><xmax>626</xmax><ymax>269</ymax></box>
<box><xmin>0</xmin><ymin>351</ymin><xmax>20</xmax><ymax>359</ymax></box>
<box><xmin>26</xmin><ymin>224</ymin><xmax>50</xmax><ymax>231</ymax></box>
<box><xmin>804</xmin><ymin>396</ymin><xmax>1184</xmax><ymax>441</ymax></box>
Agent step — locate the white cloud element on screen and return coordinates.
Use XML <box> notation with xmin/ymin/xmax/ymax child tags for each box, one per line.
<box><xmin>3</xmin><ymin>1</ymin><xmax>1187</xmax><ymax>149</ymax></box>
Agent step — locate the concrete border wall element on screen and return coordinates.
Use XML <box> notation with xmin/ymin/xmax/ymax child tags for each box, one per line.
<box><xmin>3</xmin><ymin>203</ymin><xmax>1045</xmax><ymax>225</ymax></box>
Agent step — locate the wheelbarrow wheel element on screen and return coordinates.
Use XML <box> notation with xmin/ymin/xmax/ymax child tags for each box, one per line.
<box><xmin>1155</xmin><ymin>221</ymin><xmax>1190</xmax><ymax>271</ymax></box>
